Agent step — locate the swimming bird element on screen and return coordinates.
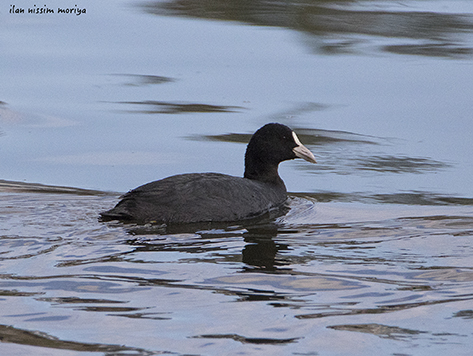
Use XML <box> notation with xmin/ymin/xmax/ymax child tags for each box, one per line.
<box><xmin>100</xmin><ymin>123</ymin><xmax>316</xmax><ymax>224</ymax></box>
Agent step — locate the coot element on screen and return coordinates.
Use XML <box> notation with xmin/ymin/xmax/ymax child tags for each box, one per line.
<box><xmin>100</xmin><ymin>123</ymin><xmax>316</xmax><ymax>224</ymax></box>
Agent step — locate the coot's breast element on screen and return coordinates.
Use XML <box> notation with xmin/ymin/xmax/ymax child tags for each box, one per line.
<box><xmin>102</xmin><ymin>173</ymin><xmax>287</xmax><ymax>224</ymax></box>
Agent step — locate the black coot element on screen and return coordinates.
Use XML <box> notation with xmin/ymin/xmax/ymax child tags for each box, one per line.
<box><xmin>100</xmin><ymin>123</ymin><xmax>316</xmax><ymax>224</ymax></box>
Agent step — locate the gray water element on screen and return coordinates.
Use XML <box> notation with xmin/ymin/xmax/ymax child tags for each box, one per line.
<box><xmin>1</xmin><ymin>0</ymin><xmax>473</xmax><ymax>355</ymax></box>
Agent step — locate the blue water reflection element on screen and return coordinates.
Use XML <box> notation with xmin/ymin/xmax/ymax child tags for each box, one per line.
<box><xmin>1</xmin><ymin>1</ymin><xmax>473</xmax><ymax>355</ymax></box>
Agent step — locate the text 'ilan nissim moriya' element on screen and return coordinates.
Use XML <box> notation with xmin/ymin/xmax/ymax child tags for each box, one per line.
<box><xmin>10</xmin><ymin>4</ymin><xmax>86</xmax><ymax>15</ymax></box>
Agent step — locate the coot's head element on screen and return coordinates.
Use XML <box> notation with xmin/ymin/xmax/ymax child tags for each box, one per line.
<box><xmin>244</xmin><ymin>123</ymin><xmax>316</xmax><ymax>183</ymax></box>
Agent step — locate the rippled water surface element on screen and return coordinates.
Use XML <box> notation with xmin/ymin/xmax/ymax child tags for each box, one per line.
<box><xmin>2</xmin><ymin>0</ymin><xmax>473</xmax><ymax>355</ymax></box>
<box><xmin>1</xmin><ymin>187</ymin><xmax>473</xmax><ymax>355</ymax></box>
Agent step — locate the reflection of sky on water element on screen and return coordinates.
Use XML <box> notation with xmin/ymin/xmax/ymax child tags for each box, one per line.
<box><xmin>1</xmin><ymin>0</ymin><xmax>472</xmax><ymax>199</ymax></box>
<box><xmin>2</xmin><ymin>3</ymin><xmax>473</xmax><ymax>355</ymax></box>
<box><xmin>143</xmin><ymin>0</ymin><xmax>473</xmax><ymax>57</ymax></box>
<box><xmin>0</xmin><ymin>187</ymin><xmax>472</xmax><ymax>355</ymax></box>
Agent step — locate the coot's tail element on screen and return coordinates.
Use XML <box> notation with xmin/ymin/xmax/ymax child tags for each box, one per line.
<box><xmin>99</xmin><ymin>209</ymin><xmax>133</xmax><ymax>222</ymax></box>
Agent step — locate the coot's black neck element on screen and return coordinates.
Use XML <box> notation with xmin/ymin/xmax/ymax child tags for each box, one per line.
<box><xmin>244</xmin><ymin>156</ymin><xmax>285</xmax><ymax>187</ymax></box>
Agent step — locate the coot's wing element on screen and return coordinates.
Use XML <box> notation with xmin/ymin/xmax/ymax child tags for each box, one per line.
<box><xmin>101</xmin><ymin>173</ymin><xmax>286</xmax><ymax>224</ymax></box>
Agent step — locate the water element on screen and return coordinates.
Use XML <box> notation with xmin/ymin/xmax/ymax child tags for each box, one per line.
<box><xmin>1</xmin><ymin>0</ymin><xmax>473</xmax><ymax>355</ymax></box>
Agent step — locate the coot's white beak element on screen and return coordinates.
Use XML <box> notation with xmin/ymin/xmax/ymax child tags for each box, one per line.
<box><xmin>292</xmin><ymin>131</ymin><xmax>317</xmax><ymax>164</ymax></box>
